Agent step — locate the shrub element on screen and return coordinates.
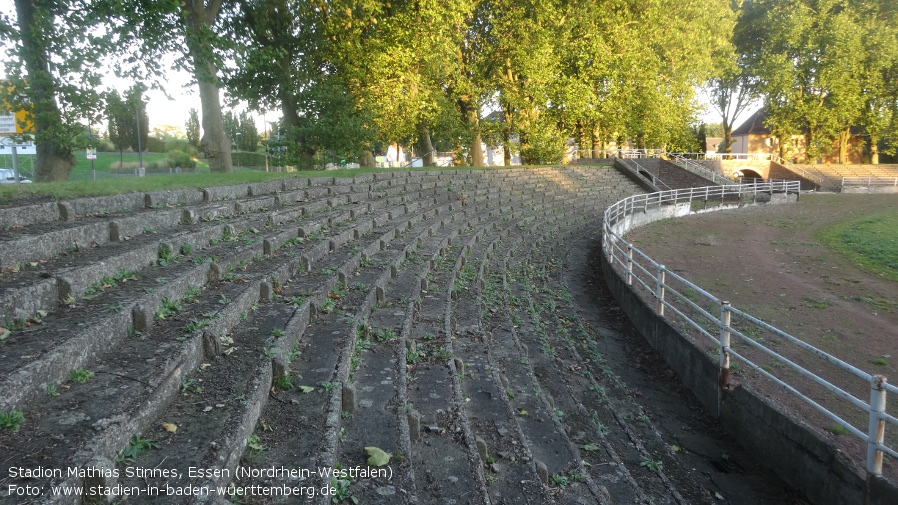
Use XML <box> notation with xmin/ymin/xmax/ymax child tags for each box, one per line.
<box><xmin>232</xmin><ymin>151</ymin><xmax>267</xmax><ymax>168</ymax></box>
<box><xmin>166</xmin><ymin>150</ymin><xmax>197</xmax><ymax>169</ymax></box>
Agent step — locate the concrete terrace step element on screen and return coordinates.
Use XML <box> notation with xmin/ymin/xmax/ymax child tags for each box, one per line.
<box><xmin>0</xmin><ymin>166</ymin><xmax>659</xmax><ymax>505</ymax></box>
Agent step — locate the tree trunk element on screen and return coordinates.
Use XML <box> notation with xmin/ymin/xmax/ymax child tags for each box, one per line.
<box><xmin>471</xmin><ymin>130</ymin><xmax>484</xmax><ymax>167</ymax></box>
<box><xmin>721</xmin><ymin>116</ymin><xmax>733</xmax><ymax>153</ymax></box>
<box><xmin>15</xmin><ymin>0</ymin><xmax>75</xmax><ymax>181</ymax></box>
<box><xmin>503</xmin><ymin>104</ymin><xmax>512</xmax><ymax>166</ymax></box>
<box><xmin>416</xmin><ymin>123</ymin><xmax>436</xmax><ymax>166</ymax></box>
<box><xmin>196</xmin><ymin>70</ymin><xmax>232</xmax><ymax>173</ymax></box>
<box><xmin>838</xmin><ymin>128</ymin><xmax>850</xmax><ymax>164</ymax></box>
<box><xmin>869</xmin><ymin>135</ymin><xmax>879</xmax><ymax>165</ymax></box>
<box><xmin>466</xmin><ymin>108</ymin><xmax>484</xmax><ymax>167</ymax></box>
<box><xmin>183</xmin><ymin>0</ymin><xmax>232</xmax><ymax>173</ymax></box>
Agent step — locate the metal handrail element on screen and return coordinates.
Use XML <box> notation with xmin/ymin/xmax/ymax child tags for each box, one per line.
<box><xmin>616</xmin><ymin>158</ymin><xmax>673</xmax><ymax>191</ymax></box>
<box><xmin>601</xmin><ymin>180</ymin><xmax>895</xmax><ymax>477</ymax></box>
<box><xmin>671</xmin><ymin>155</ymin><xmax>731</xmax><ymax>185</ymax></box>
<box><xmin>708</xmin><ymin>152</ymin><xmax>821</xmax><ymax>183</ymax></box>
<box><xmin>842</xmin><ymin>177</ymin><xmax>898</xmax><ymax>188</ymax></box>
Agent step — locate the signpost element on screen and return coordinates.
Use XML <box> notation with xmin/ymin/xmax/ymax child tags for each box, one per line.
<box><xmin>2</xmin><ymin>83</ymin><xmax>36</xmax><ymax>183</ymax></box>
<box><xmin>87</xmin><ymin>147</ymin><xmax>97</xmax><ymax>180</ymax></box>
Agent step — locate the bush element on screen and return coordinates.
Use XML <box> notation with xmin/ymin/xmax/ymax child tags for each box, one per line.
<box><xmin>166</xmin><ymin>150</ymin><xmax>197</xmax><ymax>169</ymax></box>
<box><xmin>145</xmin><ymin>136</ymin><xmax>166</xmax><ymax>153</ymax></box>
<box><xmin>232</xmin><ymin>151</ymin><xmax>267</xmax><ymax>168</ymax></box>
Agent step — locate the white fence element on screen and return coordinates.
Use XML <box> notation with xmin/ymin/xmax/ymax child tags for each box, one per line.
<box><xmin>842</xmin><ymin>177</ymin><xmax>898</xmax><ymax>189</ymax></box>
<box><xmin>602</xmin><ymin>181</ymin><xmax>897</xmax><ymax>477</ymax></box>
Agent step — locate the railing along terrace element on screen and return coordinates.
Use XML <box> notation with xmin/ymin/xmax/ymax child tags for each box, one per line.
<box><xmin>842</xmin><ymin>177</ymin><xmax>898</xmax><ymax>189</ymax></box>
<box><xmin>573</xmin><ymin>148</ymin><xmax>665</xmax><ymax>159</ymax></box>
<box><xmin>602</xmin><ymin>181</ymin><xmax>897</xmax><ymax>478</ymax></box>
<box><xmin>708</xmin><ymin>152</ymin><xmax>821</xmax><ymax>183</ymax></box>
<box><xmin>616</xmin><ymin>157</ymin><xmax>673</xmax><ymax>191</ymax></box>
<box><xmin>671</xmin><ymin>155</ymin><xmax>732</xmax><ymax>185</ymax></box>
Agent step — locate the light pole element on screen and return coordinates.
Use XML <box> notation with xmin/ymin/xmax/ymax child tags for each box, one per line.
<box><xmin>135</xmin><ymin>103</ymin><xmax>144</xmax><ymax>177</ymax></box>
<box><xmin>235</xmin><ymin>132</ymin><xmax>241</xmax><ymax>170</ymax></box>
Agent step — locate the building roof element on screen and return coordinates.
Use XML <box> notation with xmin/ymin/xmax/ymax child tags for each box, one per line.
<box><xmin>705</xmin><ymin>137</ymin><xmax>723</xmax><ymax>152</ymax></box>
<box><xmin>732</xmin><ymin>109</ymin><xmax>770</xmax><ymax>136</ymax></box>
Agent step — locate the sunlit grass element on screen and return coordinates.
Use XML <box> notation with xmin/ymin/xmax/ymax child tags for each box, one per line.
<box><xmin>820</xmin><ymin>210</ymin><xmax>898</xmax><ymax>282</ymax></box>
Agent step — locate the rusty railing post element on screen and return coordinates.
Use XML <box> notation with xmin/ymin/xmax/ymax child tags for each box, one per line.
<box><xmin>867</xmin><ymin>375</ymin><xmax>887</xmax><ymax>476</ymax></box>
<box><xmin>719</xmin><ymin>301</ymin><xmax>732</xmax><ymax>390</ymax></box>
<box><xmin>656</xmin><ymin>264</ymin><xmax>666</xmax><ymax>316</ymax></box>
<box><xmin>626</xmin><ymin>244</ymin><xmax>634</xmax><ymax>286</ymax></box>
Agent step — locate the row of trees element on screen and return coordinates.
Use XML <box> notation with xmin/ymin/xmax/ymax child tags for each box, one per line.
<box><xmin>2</xmin><ymin>0</ymin><xmax>733</xmax><ymax>180</ymax></box>
<box><xmin>710</xmin><ymin>0</ymin><xmax>898</xmax><ymax>163</ymax></box>
<box><xmin>3</xmin><ymin>0</ymin><xmax>897</xmax><ymax>181</ymax></box>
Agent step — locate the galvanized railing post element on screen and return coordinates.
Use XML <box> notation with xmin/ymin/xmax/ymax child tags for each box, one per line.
<box><xmin>656</xmin><ymin>264</ymin><xmax>666</xmax><ymax>316</ymax></box>
<box><xmin>867</xmin><ymin>375</ymin><xmax>887</xmax><ymax>476</ymax></box>
<box><xmin>719</xmin><ymin>301</ymin><xmax>732</xmax><ymax>389</ymax></box>
<box><xmin>626</xmin><ymin>244</ymin><xmax>634</xmax><ymax>285</ymax></box>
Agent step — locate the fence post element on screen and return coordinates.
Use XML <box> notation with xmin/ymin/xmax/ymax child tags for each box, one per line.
<box><xmin>867</xmin><ymin>375</ymin><xmax>887</xmax><ymax>476</ymax></box>
<box><xmin>656</xmin><ymin>264</ymin><xmax>666</xmax><ymax>316</ymax></box>
<box><xmin>626</xmin><ymin>244</ymin><xmax>634</xmax><ymax>286</ymax></box>
<box><xmin>719</xmin><ymin>301</ymin><xmax>732</xmax><ymax>390</ymax></box>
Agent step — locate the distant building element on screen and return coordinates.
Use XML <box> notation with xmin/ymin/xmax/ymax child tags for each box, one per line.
<box><xmin>705</xmin><ymin>137</ymin><xmax>723</xmax><ymax>156</ymax></box>
<box><xmin>730</xmin><ymin>109</ymin><xmax>862</xmax><ymax>163</ymax></box>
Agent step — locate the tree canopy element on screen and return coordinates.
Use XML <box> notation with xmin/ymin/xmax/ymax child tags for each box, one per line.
<box><xmin>4</xmin><ymin>0</ymin><xmax>896</xmax><ymax>180</ymax></box>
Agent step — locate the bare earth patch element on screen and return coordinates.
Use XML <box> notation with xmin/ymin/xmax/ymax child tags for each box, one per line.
<box><xmin>625</xmin><ymin>193</ymin><xmax>898</xmax><ymax>480</ymax></box>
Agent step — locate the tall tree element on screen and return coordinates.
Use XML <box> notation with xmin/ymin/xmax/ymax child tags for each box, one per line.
<box><xmin>737</xmin><ymin>0</ymin><xmax>868</xmax><ymax>163</ymax></box>
<box><xmin>124</xmin><ymin>84</ymin><xmax>149</xmax><ymax>153</ymax></box>
<box><xmin>111</xmin><ymin>0</ymin><xmax>234</xmax><ymax>172</ymax></box>
<box><xmin>3</xmin><ymin>0</ymin><xmax>107</xmax><ymax>181</ymax></box>
<box><xmin>186</xmin><ymin>108</ymin><xmax>201</xmax><ymax>148</ymax></box>
<box><xmin>106</xmin><ymin>90</ymin><xmax>132</xmax><ymax>164</ymax></box>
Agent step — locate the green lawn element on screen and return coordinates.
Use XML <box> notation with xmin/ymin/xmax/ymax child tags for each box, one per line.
<box><xmin>821</xmin><ymin>210</ymin><xmax>898</xmax><ymax>282</ymax></box>
<box><xmin>69</xmin><ymin>151</ymin><xmax>181</xmax><ymax>180</ymax></box>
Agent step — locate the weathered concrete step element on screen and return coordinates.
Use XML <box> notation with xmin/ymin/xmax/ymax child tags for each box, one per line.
<box><xmin>484</xmin><ymin>218</ymin><xmax>609</xmax><ymax>502</ymax></box>
<box><xmin>0</xmin><ymin>277</ymin><xmax>262</xmax><ymax>503</ymax></box>
<box><xmin>0</xmin><ymin>185</ymin><xmax>424</xmax><ymax>358</ymax></box>
<box><xmin>118</xmin><ymin>194</ymin><xmax>484</xmax><ymax>500</ymax></box>
<box><xmin>535</xmin><ymin>229</ymin><xmax>713</xmax><ymax>504</ymax></box>
<box><xmin>505</xmin><ymin>218</ymin><xmax>708</xmax><ymax>504</ymax></box>
<box><xmin>447</xmin><ymin>220</ymin><xmax>557</xmax><ymax>504</ymax></box>
<box><xmin>329</xmin><ymin>213</ymin><xmax>529</xmax><ymax>504</ymax></box>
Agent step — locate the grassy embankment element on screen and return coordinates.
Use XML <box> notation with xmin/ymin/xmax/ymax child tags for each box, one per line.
<box><xmin>820</xmin><ymin>210</ymin><xmax>898</xmax><ymax>282</ymax></box>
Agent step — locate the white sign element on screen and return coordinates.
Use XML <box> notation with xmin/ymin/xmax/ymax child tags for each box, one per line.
<box><xmin>0</xmin><ymin>114</ymin><xmax>15</xmax><ymax>134</ymax></box>
<box><xmin>86</xmin><ymin>147</ymin><xmax>97</xmax><ymax>160</ymax></box>
<box><xmin>0</xmin><ymin>140</ymin><xmax>36</xmax><ymax>155</ymax></box>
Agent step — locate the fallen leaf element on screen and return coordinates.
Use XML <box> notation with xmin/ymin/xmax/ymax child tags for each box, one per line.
<box><xmin>581</xmin><ymin>443</ymin><xmax>599</xmax><ymax>452</ymax></box>
<box><xmin>0</xmin><ymin>328</ymin><xmax>10</xmax><ymax>340</ymax></box>
<box><xmin>299</xmin><ymin>386</ymin><xmax>315</xmax><ymax>393</ymax></box>
<box><xmin>202</xmin><ymin>406</ymin><xmax>213</xmax><ymax>412</ymax></box>
<box><xmin>161</xmin><ymin>422</ymin><xmax>177</xmax><ymax>433</ymax></box>
<box><xmin>365</xmin><ymin>446</ymin><xmax>392</xmax><ymax>466</ymax></box>
<box><xmin>671</xmin><ymin>445</ymin><xmax>681</xmax><ymax>453</ymax></box>
<box><xmin>200</xmin><ymin>363</ymin><xmax>211</xmax><ymax>370</ymax></box>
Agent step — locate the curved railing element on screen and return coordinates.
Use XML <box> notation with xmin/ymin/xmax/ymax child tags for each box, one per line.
<box><xmin>602</xmin><ymin>181</ymin><xmax>897</xmax><ymax>478</ymax></box>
